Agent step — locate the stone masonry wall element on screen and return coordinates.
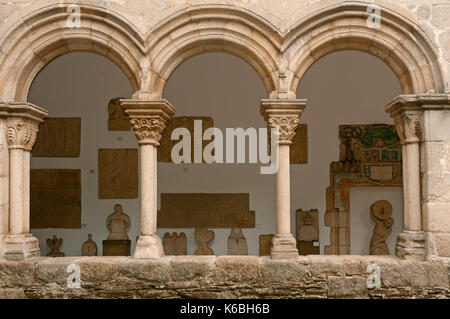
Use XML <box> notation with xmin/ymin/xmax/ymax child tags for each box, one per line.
<box><xmin>0</xmin><ymin>256</ymin><xmax>448</xmax><ymax>299</ymax></box>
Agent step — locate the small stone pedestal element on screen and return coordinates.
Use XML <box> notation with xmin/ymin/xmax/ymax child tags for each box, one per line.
<box><xmin>102</xmin><ymin>240</ymin><xmax>131</xmax><ymax>256</ymax></box>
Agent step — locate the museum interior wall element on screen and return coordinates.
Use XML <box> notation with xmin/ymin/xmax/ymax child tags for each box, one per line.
<box><xmin>28</xmin><ymin>50</ymin><xmax>403</xmax><ymax>256</ymax></box>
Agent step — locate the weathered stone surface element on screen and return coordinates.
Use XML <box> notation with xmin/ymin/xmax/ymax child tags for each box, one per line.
<box><xmin>0</xmin><ymin>256</ymin><xmax>448</xmax><ymax>298</ymax></box>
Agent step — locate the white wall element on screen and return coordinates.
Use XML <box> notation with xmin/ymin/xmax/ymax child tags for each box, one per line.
<box><xmin>28</xmin><ymin>50</ymin><xmax>403</xmax><ymax>256</ymax></box>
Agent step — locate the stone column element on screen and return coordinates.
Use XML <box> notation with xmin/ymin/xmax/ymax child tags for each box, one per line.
<box><xmin>0</xmin><ymin>102</ymin><xmax>47</xmax><ymax>260</ymax></box>
<box><xmin>120</xmin><ymin>99</ymin><xmax>175</xmax><ymax>259</ymax></box>
<box><xmin>386</xmin><ymin>97</ymin><xmax>425</xmax><ymax>259</ymax></box>
<box><xmin>261</xmin><ymin>99</ymin><xmax>306</xmax><ymax>259</ymax></box>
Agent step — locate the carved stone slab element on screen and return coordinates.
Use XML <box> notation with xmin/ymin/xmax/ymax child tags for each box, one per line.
<box><xmin>194</xmin><ymin>227</ymin><xmax>214</xmax><ymax>255</ymax></box>
<box><xmin>157</xmin><ymin>193</ymin><xmax>255</xmax><ymax>228</ymax></box>
<box><xmin>228</xmin><ymin>227</ymin><xmax>248</xmax><ymax>255</ymax></box>
<box><xmin>259</xmin><ymin>234</ymin><xmax>274</xmax><ymax>256</ymax></box>
<box><xmin>32</xmin><ymin>117</ymin><xmax>81</xmax><ymax>157</ymax></box>
<box><xmin>30</xmin><ymin>169</ymin><xmax>81</xmax><ymax>228</ymax></box>
<box><xmin>163</xmin><ymin>232</ymin><xmax>187</xmax><ymax>255</ymax></box>
<box><xmin>296</xmin><ymin>209</ymin><xmax>319</xmax><ymax>242</ymax></box>
<box><xmin>108</xmin><ymin>98</ymin><xmax>131</xmax><ymax>131</ymax></box>
<box><xmin>82</xmin><ymin>234</ymin><xmax>98</xmax><ymax>256</ymax></box>
<box><xmin>290</xmin><ymin>124</ymin><xmax>307</xmax><ymax>164</ymax></box>
<box><xmin>158</xmin><ymin>117</ymin><xmax>214</xmax><ymax>163</ymax></box>
<box><xmin>98</xmin><ymin>149</ymin><xmax>138</xmax><ymax>199</ymax></box>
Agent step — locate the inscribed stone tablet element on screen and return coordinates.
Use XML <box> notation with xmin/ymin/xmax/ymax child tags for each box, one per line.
<box><xmin>30</xmin><ymin>169</ymin><xmax>81</xmax><ymax>228</ymax></box>
<box><xmin>32</xmin><ymin>118</ymin><xmax>81</xmax><ymax>157</ymax></box>
<box><xmin>98</xmin><ymin>149</ymin><xmax>138</xmax><ymax>199</ymax></box>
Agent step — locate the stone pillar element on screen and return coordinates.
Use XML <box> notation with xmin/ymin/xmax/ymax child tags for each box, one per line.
<box><xmin>120</xmin><ymin>99</ymin><xmax>175</xmax><ymax>259</ymax></box>
<box><xmin>386</xmin><ymin>95</ymin><xmax>427</xmax><ymax>259</ymax></box>
<box><xmin>0</xmin><ymin>102</ymin><xmax>47</xmax><ymax>260</ymax></box>
<box><xmin>261</xmin><ymin>99</ymin><xmax>306</xmax><ymax>259</ymax></box>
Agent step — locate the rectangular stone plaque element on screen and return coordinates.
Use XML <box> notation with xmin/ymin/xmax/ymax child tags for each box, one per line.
<box><xmin>157</xmin><ymin>193</ymin><xmax>255</xmax><ymax>228</ymax></box>
<box><xmin>158</xmin><ymin>117</ymin><xmax>214</xmax><ymax>163</ymax></box>
<box><xmin>98</xmin><ymin>149</ymin><xmax>138</xmax><ymax>199</ymax></box>
<box><xmin>32</xmin><ymin>118</ymin><xmax>81</xmax><ymax>157</ymax></box>
<box><xmin>290</xmin><ymin>124</ymin><xmax>307</xmax><ymax>164</ymax></box>
<box><xmin>259</xmin><ymin>234</ymin><xmax>274</xmax><ymax>256</ymax></box>
<box><xmin>30</xmin><ymin>169</ymin><xmax>81</xmax><ymax>228</ymax></box>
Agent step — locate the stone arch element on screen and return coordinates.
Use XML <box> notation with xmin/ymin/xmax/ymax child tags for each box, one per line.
<box><xmin>284</xmin><ymin>2</ymin><xmax>446</xmax><ymax>95</ymax></box>
<box><xmin>146</xmin><ymin>5</ymin><xmax>282</xmax><ymax>99</ymax></box>
<box><xmin>0</xmin><ymin>4</ymin><xmax>146</xmax><ymax>101</ymax></box>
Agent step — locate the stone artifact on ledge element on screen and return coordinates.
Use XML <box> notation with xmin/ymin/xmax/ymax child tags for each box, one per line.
<box><xmin>296</xmin><ymin>209</ymin><xmax>320</xmax><ymax>255</ymax></box>
<box><xmin>102</xmin><ymin>204</ymin><xmax>131</xmax><ymax>256</ymax></box>
<box><xmin>369</xmin><ymin>200</ymin><xmax>394</xmax><ymax>255</ymax></box>
<box><xmin>194</xmin><ymin>227</ymin><xmax>214</xmax><ymax>255</ymax></box>
<box><xmin>46</xmin><ymin>235</ymin><xmax>65</xmax><ymax>257</ymax></box>
<box><xmin>228</xmin><ymin>227</ymin><xmax>248</xmax><ymax>255</ymax></box>
<box><xmin>163</xmin><ymin>232</ymin><xmax>187</xmax><ymax>255</ymax></box>
<box><xmin>82</xmin><ymin>234</ymin><xmax>98</xmax><ymax>256</ymax></box>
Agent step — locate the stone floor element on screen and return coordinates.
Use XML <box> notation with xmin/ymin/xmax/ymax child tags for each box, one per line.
<box><xmin>0</xmin><ymin>255</ymin><xmax>448</xmax><ymax>299</ymax></box>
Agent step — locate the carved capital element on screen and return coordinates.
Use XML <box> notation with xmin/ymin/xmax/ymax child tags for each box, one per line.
<box><xmin>5</xmin><ymin>118</ymin><xmax>39</xmax><ymax>150</ymax></box>
<box><xmin>267</xmin><ymin>116</ymin><xmax>299</xmax><ymax>144</ymax></box>
<box><xmin>120</xmin><ymin>99</ymin><xmax>175</xmax><ymax>146</ymax></box>
<box><xmin>260</xmin><ymin>99</ymin><xmax>306</xmax><ymax>145</ymax></box>
<box><xmin>394</xmin><ymin>114</ymin><xmax>422</xmax><ymax>145</ymax></box>
<box><xmin>129</xmin><ymin>116</ymin><xmax>167</xmax><ymax>146</ymax></box>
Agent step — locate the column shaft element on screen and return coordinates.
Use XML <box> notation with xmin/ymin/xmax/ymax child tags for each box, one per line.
<box><xmin>22</xmin><ymin>151</ymin><xmax>30</xmax><ymax>234</ymax></box>
<box><xmin>277</xmin><ymin>144</ymin><xmax>290</xmax><ymax>235</ymax></box>
<box><xmin>140</xmin><ymin>144</ymin><xmax>157</xmax><ymax>236</ymax></box>
<box><xmin>9</xmin><ymin>148</ymin><xmax>23</xmax><ymax>235</ymax></box>
<box><xmin>404</xmin><ymin>142</ymin><xmax>421</xmax><ymax>231</ymax></box>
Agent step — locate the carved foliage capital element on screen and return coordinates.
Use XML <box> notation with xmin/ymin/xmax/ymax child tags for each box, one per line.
<box><xmin>394</xmin><ymin>114</ymin><xmax>422</xmax><ymax>145</ymax></box>
<box><xmin>129</xmin><ymin>116</ymin><xmax>167</xmax><ymax>146</ymax></box>
<box><xmin>5</xmin><ymin>118</ymin><xmax>39</xmax><ymax>150</ymax></box>
<box><xmin>267</xmin><ymin>115</ymin><xmax>299</xmax><ymax>144</ymax></box>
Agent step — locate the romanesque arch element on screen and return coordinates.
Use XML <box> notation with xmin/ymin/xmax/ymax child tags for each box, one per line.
<box><xmin>145</xmin><ymin>5</ymin><xmax>281</xmax><ymax>98</ymax></box>
<box><xmin>284</xmin><ymin>2</ymin><xmax>446</xmax><ymax>95</ymax></box>
<box><xmin>0</xmin><ymin>4</ymin><xmax>145</xmax><ymax>101</ymax></box>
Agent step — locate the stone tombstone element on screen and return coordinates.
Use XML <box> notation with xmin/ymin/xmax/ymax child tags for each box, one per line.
<box><xmin>194</xmin><ymin>227</ymin><xmax>214</xmax><ymax>255</ymax></box>
<box><xmin>32</xmin><ymin>117</ymin><xmax>81</xmax><ymax>157</ymax></box>
<box><xmin>296</xmin><ymin>209</ymin><xmax>319</xmax><ymax>242</ymax></box>
<box><xmin>163</xmin><ymin>232</ymin><xmax>187</xmax><ymax>255</ymax></box>
<box><xmin>102</xmin><ymin>204</ymin><xmax>131</xmax><ymax>256</ymax></box>
<box><xmin>228</xmin><ymin>227</ymin><xmax>248</xmax><ymax>255</ymax></box>
<box><xmin>296</xmin><ymin>209</ymin><xmax>320</xmax><ymax>255</ymax></box>
<box><xmin>158</xmin><ymin>117</ymin><xmax>214</xmax><ymax>163</ymax></box>
<box><xmin>158</xmin><ymin>193</ymin><xmax>255</xmax><ymax>228</ymax></box>
<box><xmin>30</xmin><ymin>169</ymin><xmax>81</xmax><ymax>228</ymax></box>
<box><xmin>290</xmin><ymin>124</ymin><xmax>308</xmax><ymax>164</ymax></box>
<box><xmin>369</xmin><ymin>200</ymin><xmax>394</xmax><ymax>255</ymax></box>
<box><xmin>82</xmin><ymin>234</ymin><xmax>98</xmax><ymax>256</ymax></box>
<box><xmin>108</xmin><ymin>98</ymin><xmax>131</xmax><ymax>131</ymax></box>
<box><xmin>46</xmin><ymin>235</ymin><xmax>65</xmax><ymax>257</ymax></box>
<box><xmin>259</xmin><ymin>234</ymin><xmax>274</xmax><ymax>256</ymax></box>
<box><xmin>98</xmin><ymin>149</ymin><xmax>138</xmax><ymax>199</ymax></box>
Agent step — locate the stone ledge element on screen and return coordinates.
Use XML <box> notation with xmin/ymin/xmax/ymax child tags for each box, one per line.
<box><xmin>0</xmin><ymin>255</ymin><xmax>448</xmax><ymax>299</ymax></box>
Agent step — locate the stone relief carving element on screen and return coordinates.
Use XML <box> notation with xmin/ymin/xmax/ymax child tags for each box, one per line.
<box><xmin>6</xmin><ymin>118</ymin><xmax>39</xmax><ymax>150</ymax></box>
<box><xmin>296</xmin><ymin>209</ymin><xmax>320</xmax><ymax>255</ymax></box>
<box><xmin>157</xmin><ymin>193</ymin><xmax>255</xmax><ymax>228</ymax></box>
<box><xmin>194</xmin><ymin>227</ymin><xmax>214</xmax><ymax>255</ymax></box>
<box><xmin>30</xmin><ymin>169</ymin><xmax>81</xmax><ymax>228</ymax></box>
<box><xmin>163</xmin><ymin>232</ymin><xmax>187</xmax><ymax>255</ymax></box>
<box><xmin>32</xmin><ymin>118</ymin><xmax>81</xmax><ymax>157</ymax></box>
<box><xmin>98</xmin><ymin>149</ymin><xmax>138</xmax><ymax>199</ymax></box>
<box><xmin>158</xmin><ymin>117</ymin><xmax>214</xmax><ymax>163</ymax></box>
<box><xmin>369</xmin><ymin>200</ymin><xmax>394</xmax><ymax>255</ymax></box>
<box><xmin>228</xmin><ymin>227</ymin><xmax>248</xmax><ymax>255</ymax></box>
<box><xmin>108</xmin><ymin>98</ymin><xmax>131</xmax><ymax>131</ymax></box>
<box><xmin>82</xmin><ymin>234</ymin><xmax>98</xmax><ymax>256</ymax></box>
<box><xmin>259</xmin><ymin>234</ymin><xmax>274</xmax><ymax>256</ymax></box>
<box><xmin>267</xmin><ymin>116</ymin><xmax>299</xmax><ymax>144</ymax></box>
<box><xmin>324</xmin><ymin>124</ymin><xmax>402</xmax><ymax>255</ymax></box>
<box><xmin>46</xmin><ymin>235</ymin><xmax>65</xmax><ymax>257</ymax></box>
<box><xmin>129</xmin><ymin>117</ymin><xmax>166</xmax><ymax>145</ymax></box>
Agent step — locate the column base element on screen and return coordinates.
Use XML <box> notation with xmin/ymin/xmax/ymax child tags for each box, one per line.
<box><xmin>395</xmin><ymin>230</ymin><xmax>426</xmax><ymax>260</ymax></box>
<box><xmin>134</xmin><ymin>235</ymin><xmax>164</xmax><ymax>259</ymax></box>
<box><xmin>271</xmin><ymin>234</ymin><xmax>299</xmax><ymax>259</ymax></box>
<box><xmin>3</xmin><ymin>234</ymin><xmax>40</xmax><ymax>261</ymax></box>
